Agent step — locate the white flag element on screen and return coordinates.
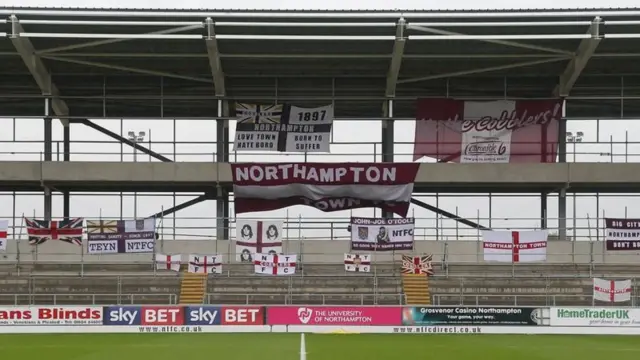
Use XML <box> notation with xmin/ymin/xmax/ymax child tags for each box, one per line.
<box><xmin>188</xmin><ymin>254</ymin><xmax>222</xmax><ymax>274</ymax></box>
<box><xmin>0</xmin><ymin>220</ymin><xmax>7</xmax><ymax>252</ymax></box>
<box><xmin>593</xmin><ymin>278</ymin><xmax>631</xmax><ymax>302</ymax></box>
<box><xmin>482</xmin><ymin>230</ymin><xmax>547</xmax><ymax>262</ymax></box>
<box><xmin>156</xmin><ymin>253</ymin><xmax>181</xmax><ymax>272</ymax></box>
<box><xmin>253</xmin><ymin>253</ymin><xmax>296</xmax><ymax>275</ymax></box>
<box><xmin>124</xmin><ymin>218</ymin><xmax>155</xmax><ymax>233</ymax></box>
<box><xmin>235</xmin><ymin>220</ymin><xmax>283</xmax><ymax>263</ymax></box>
<box><xmin>344</xmin><ymin>253</ymin><xmax>371</xmax><ymax>272</ymax></box>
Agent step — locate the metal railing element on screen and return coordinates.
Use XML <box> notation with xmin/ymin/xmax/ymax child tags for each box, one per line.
<box><xmin>0</xmin><ymin>213</ymin><xmax>630</xmax><ymax>242</ymax></box>
<box><xmin>433</xmin><ymin>294</ymin><xmax>639</xmax><ymax>307</ymax></box>
<box><xmin>5</xmin><ymin>292</ymin><xmax>640</xmax><ymax>307</ymax></box>
<box><xmin>0</xmin><ymin>293</ymin><xmax>177</xmax><ymax>305</ymax></box>
<box><xmin>205</xmin><ymin>293</ymin><xmax>406</xmax><ymax>305</ymax></box>
<box><xmin>0</xmin><ymin>137</ymin><xmax>640</xmax><ymax>162</ymax></box>
<box><xmin>0</xmin><ymin>292</ymin><xmax>404</xmax><ymax>306</ymax></box>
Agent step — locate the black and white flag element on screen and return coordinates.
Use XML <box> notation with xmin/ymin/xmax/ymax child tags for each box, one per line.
<box><xmin>233</xmin><ymin>103</ymin><xmax>333</xmax><ymax>153</ymax></box>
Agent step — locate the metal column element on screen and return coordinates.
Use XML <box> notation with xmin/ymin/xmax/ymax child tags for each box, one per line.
<box><xmin>43</xmin><ymin>98</ymin><xmax>53</xmax><ymax>221</ymax></box>
<box><xmin>557</xmin><ymin>100</ymin><xmax>568</xmax><ymax>240</ymax></box>
<box><xmin>216</xmin><ymin>100</ymin><xmax>230</xmax><ymax>240</ymax></box>
<box><xmin>381</xmin><ymin>99</ymin><xmax>395</xmax><ymax>219</ymax></box>
<box><xmin>540</xmin><ymin>192</ymin><xmax>548</xmax><ymax>229</ymax></box>
<box><xmin>63</xmin><ymin>122</ymin><xmax>70</xmax><ymax>219</ymax></box>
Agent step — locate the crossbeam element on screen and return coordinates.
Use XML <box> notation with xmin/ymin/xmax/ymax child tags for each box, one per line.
<box><xmin>385</xmin><ymin>18</ymin><xmax>406</xmax><ymax>97</ymax></box>
<box><xmin>205</xmin><ymin>17</ymin><xmax>226</xmax><ymax>96</ymax></box>
<box><xmin>410</xmin><ymin>198</ymin><xmax>490</xmax><ymax>230</ymax></box>
<box><xmin>407</xmin><ymin>24</ymin><xmax>571</xmax><ymax>55</ymax></box>
<box><xmin>554</xmin><ymin>17</ymin><xmax>602</xmax><ymax>97</ymax></box>
<box><xmin>70</xmin><ymin>119</ymin><xmax>173</xmax><ymax>162</ymax></box>
<box><xmin>9</xmin><ymin>15</ymin><xmax>69</xmax><ymax>125</ymax></box>
<box><xmin>150</xmin><ymin>194</ymin><xmax>215</xmax><ymax>219</ymax></box>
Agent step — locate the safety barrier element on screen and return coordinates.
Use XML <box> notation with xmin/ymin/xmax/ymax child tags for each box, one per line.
<box><xmin>1</xmin><ymin>305</ymin><xmax>640</xmax><ymax>335</ymax></box>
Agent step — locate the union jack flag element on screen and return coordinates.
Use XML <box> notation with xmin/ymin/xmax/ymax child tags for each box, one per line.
<box><xmin>235</xmin><ymin>103</ymin><xmax>283</xmax><ymax>124</ymax></box>
<box><xmin>401</xmin><ymin>254</ymin><xmax>434</xmax><ymax>275</ymax></box>
<box><xmin>25</xmin><ymin>218</ymin><xmax>84</xmax><ymax>246</ymax></box>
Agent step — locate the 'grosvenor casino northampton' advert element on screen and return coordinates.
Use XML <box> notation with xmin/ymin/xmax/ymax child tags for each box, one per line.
<box><xmin>402</xmin><ymin>307</ymin><xmax>543</xmax><ymax>326</ymax></box>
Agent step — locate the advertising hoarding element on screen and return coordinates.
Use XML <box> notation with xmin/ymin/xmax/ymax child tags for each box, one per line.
<box><xmin>267</xmin><ymin>306</ymin><xmax>402</xmax><ymax>326</ymax></box>
<box><xmin>402</xmin><ymin>307</ymin><xmax>543</xmax><ymax>326</ymax></box>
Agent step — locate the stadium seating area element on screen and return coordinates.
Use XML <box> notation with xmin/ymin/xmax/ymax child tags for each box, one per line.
<box><xmin>1</xmin><ymin>261</ymin><xmax>639</xmax><ymax>306</ymax></box>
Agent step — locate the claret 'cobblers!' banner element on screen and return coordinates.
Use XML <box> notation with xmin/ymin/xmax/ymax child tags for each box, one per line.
<box><xmin>414</xmin><ymin>99</ymin><xmax>561</xmax><ymax>163</ymax></box>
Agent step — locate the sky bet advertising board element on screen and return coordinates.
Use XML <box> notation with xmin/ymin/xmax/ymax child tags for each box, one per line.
<box><xmin>102</xmin><ymin>306</ymin><xmax>265</xmax><ymax>326</ymax></box>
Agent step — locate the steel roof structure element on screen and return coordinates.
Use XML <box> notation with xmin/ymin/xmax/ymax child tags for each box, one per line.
<box><xmin>3</xmin><ymin>7</ymin><xmax>640</xmax><ymax>242</ymax></box>
<box><xmin>1</xmin><ymin>7</ymin><xmax>640</xmax><ymax>119</ymax></box>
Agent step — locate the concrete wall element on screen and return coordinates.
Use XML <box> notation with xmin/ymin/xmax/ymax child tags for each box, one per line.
<box><xmin>3</xmin><ymin>239</ymin><xmax>640</xmax><ymax>264</ymax></box>
<box><xmin>2</xmin><ymin>161</ymin><xmax>640</xmax><ymax>186</ymax></box>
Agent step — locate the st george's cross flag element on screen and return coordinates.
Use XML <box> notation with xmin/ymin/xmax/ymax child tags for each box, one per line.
<box><xmin>25</xmin><ymin>218</ymin><xmax>84</xmax><ymax>246</ymax></box>
<box><xmin>235</xmin><ymin>220</ymin><xmax>283</xmax><ymax>263</ymax></box>
<box><xmin>156</xmin><ymin>254</ymin><xmax>181</xmax><ymax>272</ymax></box>
<box><xmin>593</xmin><ymin>278</ymin><xmax>632</xmax><ymax>303</ymax></box>
<box><xmin>188</xmin><ymin>254</ymin><xmax>222</xmax><ymax>274</ymax></box>
<box><xmin>482</xmin><ymin>230</ymin><xmax>548</xmax><ymax>263</ymax></box>
<box><xmin>344</xmin><ymin>253</ymin><xmax>371</xmax><ymax>272</ymax></box>
<box><xmin>254</xmin><ymin>253</ymin><xmax>297</xmax><ymax>275</ymax></box>
<box><xmin>0</xmin><ymin>220</ymin><xmax>7</xmax><ymax>252</ymax></box>
<box><xmin>401</xmin><ymin>255</ymin><xmax>434</xmax><ymax>275</ymax></box>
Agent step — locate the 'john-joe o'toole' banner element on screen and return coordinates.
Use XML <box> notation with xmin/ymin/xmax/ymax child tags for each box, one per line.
<box><xmin>267</xmin><ymin>306</ymin><xmax>402</xmax><ymax>326</ymax></box>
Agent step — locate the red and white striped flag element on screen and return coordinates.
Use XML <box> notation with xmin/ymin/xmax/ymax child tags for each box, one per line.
<box><xmin>156</xmin><ymin>253</ymin><xmax>181</xmax><ymax>272</ymax></box>
<box><xmin>593</xmin><ymin>278</ymin><xmax>631</xmax><ymax>303</ymax></box>
<box><xmin>231</xmin><ymin>163</ymin><xmax>420</xmax><ymax>217</ymax></box>
<box><xmin>0</xmin><ymin>220</ymin><xmax>7</xmax><ymax>252</ymax></box>
<box><xmin>482</xmin><ymin>230</ymin><xmax>547</xmax><ymax>262</ymax></box>
<box><xmin>188</xmin><ymin>254</ymin><xmax>222</xmax><ymax>274</ymax></box>
<box><xmin>254</xmin><ymin>253</ymin><xmax>296</xmax><ymax>275</ymax></box>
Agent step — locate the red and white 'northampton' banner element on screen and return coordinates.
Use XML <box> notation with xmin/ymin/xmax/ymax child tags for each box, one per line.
<box><xmin>593</xmin><ymin>278</ymin><xmax>632</xmax><ymax>303</ymax></box>
<box><xmin>414</xmin><ymin>99</ymin><xmax>562</xmax><ymax>163</ymax></box>
<box><xmin>231</xmin><ymin>163</ymin><xmax>420</xmax><ymax>217</ymax></box>
<box><xmin>482</xmin><ymin>230</ymin><xmax>548</xmax><ymax>263</ymax></box>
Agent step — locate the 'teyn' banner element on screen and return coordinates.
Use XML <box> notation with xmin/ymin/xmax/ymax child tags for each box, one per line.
<box><xmin>402</xmin><ymin>307</ymin><xmax>543</xmax><ymax>326</ymax></box>
<box><xmin>605</xmin><ymin>218</ymin><xmax>640</xmax><ymax>250</ymax></box>
<box><xmin>266</xmin><ymin>306</ymin><xmax>402</xmax><ymax>326</ymax></box>
<box><xmin>233</xmin><ymin>103</ymin><xmax>333</xmax><ymax>153</ymax></box>
<box><xmin>414</xmin><ymin>99</ymin><xmax>561</xmax><ymax>163</ymax></box>
<box><xmin>87</xmin><ymin>219</ymin><xmax>155</xmax><ymax>254</ymax></box>
<box><xmin>350</xmin><ymin>217</ymin><xmax>414</xmax><ymax>251</ymax></box>
<box><xmin>231</xmin><ymin>163</ymin><xmax>420</xmax><ymax>216</ymax></box>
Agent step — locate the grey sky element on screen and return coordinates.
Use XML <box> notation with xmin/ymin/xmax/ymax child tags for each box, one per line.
<box><xmin>1</xmin><ymin>3</ymin><xmax>640</xmax><ymax>245</ymax></box>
